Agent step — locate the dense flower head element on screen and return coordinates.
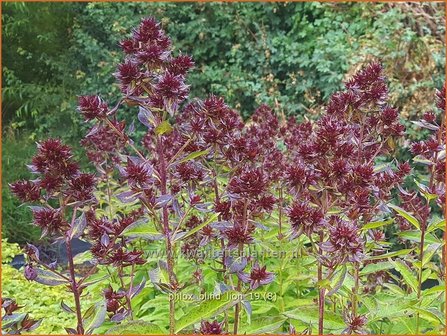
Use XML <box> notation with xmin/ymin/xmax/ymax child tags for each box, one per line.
<box><xmin>155</xmin><ymin>71</ymin><xmax>189</xmax><ymax>102</ymax></box>
<box><xmin>175</xmin><ymin>161</ymin><xmax>204</xmax><ymax>183</ymax></box>
<box><xmin>214</xmin><ymin>200</ymin><xmax>231</xmax><ymax>220</ymax></box>
<box><xmin>67</xmin><ymin>173</ymin><xmax>96</xmax><ymax>202</ymax></box>
<box><xmin>9</xmin><ymin>180</ymin><xmax>41</xmax><ymax>202</ymax></box>
<box><xmin>223</xmin><ymin>223</ymin><xmax>254</xmax><ymax>249</ymax></box>
<box><xmin>115</xmin><ymin>61</ymin><xmax>140</xmax><ymax>85</ymax></box>
<box><xmin>100</xmin><ymin>247</ymin><xmax>146</xmax><ymax>267</ymax></box>
<box><xmin>238</xmin><ymin>263</ymin><xmax>275</xmax><ymax>290</ymax></box>
<box><xmin>254</xmin><ymin>194</ymin><xmax>276</xmax><ymax>214</ymax></box>
<box><xmin>168</xmin><ymin>54</ymin><xmax>194</xmax><ymax>76</ymax></box>
<box><xmin>122</xmin><ymin>158</ymin><xmax>153</xmax><ymax>189</ymax></box>
<box><xmin>286</xmin><ymin>163</ymin><xmax>318</xmax><ymax>189</ymax></box>
<box><xmin>288</xmin><ymin>201</ymin><xmax>324</xmax><ymax>237</ymax></box>
<box><xmin>228</xmin><ymin>167</ymin><xmax>267</xmax><ymax>198</ymax></box>
<box><xmin>136</xmin><ymin>44</ymin><xmax>169</xmax><ymax>67</ymax></box>
<box><xmin>343</xmin><ymin>313</ymin><xmax>368</xmax><ymax>334</ymax></box>
<box><xmin>132</xmin><ymin>17</ymin><xmax>163</xmax><ymax>43</ymax></box>
<box><xmin>199</xmin><ymin>320</ymin><xmax>224</xmax><ymax>335</ymax></box>
<box><xmin>81</xmin><ymin>122</ymin><xmax>127</xmax><ymax>164</ymax></box>
<box><xmin>32</xmin><ymin>208</ymin><xmax>68</xmax><ymax>236</ymax></box>
<box><xmin>345</xmin><ymin>61</ymin><xmax>387</xmax><ymax>105</ymax></box>
<box><xmin>119</xmin><ymin>38</ymin><xmax>138</xmax><ymax>54</ymax></box>
<box><xmin>78</xmin><ymin>95</ymin><xmax>108</xmax><ymax>121</ymax></box>
<box><xmin>31</xmin><ymin>139</ymin><xmax>78</xmax><ymax>178</ymax></box>
<box><xmin>321</xmin><ymin>217</ymin><xmax>364</xmax><ymax>263</ymax></box>
<box><xmin>380</xmin><ymin>106</ymin><xmax>398</xmax><ymax>125</ymax></box>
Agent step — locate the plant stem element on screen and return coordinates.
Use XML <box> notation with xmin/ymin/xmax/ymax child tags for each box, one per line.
<box><xmin>157</xmin><ymin>133</ymin><xmax>176</xmax><ymax>334</ymax></box>
<box><xmin>118</xmin><ymin>266</ymin><xmax>133</xmax><ymax>319</ymax></box>
<box><xmin>278</xmin><ymin>186</ymin><xmax>283</xmax><ymax>240</ymax></box>
<box><xmin>352</xmin><ymin>263</ymin><xmax>360</xmax><ymax>316</ymax></box>
<box><xmin>233</xmin><ymin>244</ymin><xmax>243</xmax><ymax>335</ymax></box>
<box><xmin>416</xmin><ymin>217</ymin><xmax>427</xmax><ymax>335</ymax></box>
<box><xmin>317</xmin><ymin>232</ymin><xmax>325</xmax><ymax>336</ymax></box>
<box><xmin>234</xmin><ymin>200</ymin><xmax>248</xmax><ymax>335</ymax></box>
<box><xmin>66</xmin><ymin>237</ymin><xmax>84</xmax><ymax>334</ymax></box>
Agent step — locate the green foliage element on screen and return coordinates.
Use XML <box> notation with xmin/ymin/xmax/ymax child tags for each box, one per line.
<box><xmin>1</xmin><ymin>240</ymin><xmax>98</xmax><ymax>334</ymax></box>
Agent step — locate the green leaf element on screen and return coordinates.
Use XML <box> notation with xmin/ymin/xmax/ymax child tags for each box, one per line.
<box><xmin>241</xmin><ymin>317</ymin><xmax>286</xmax><ymax>334</ymax></box>
<box><xmin>283</xmin><ymin>307</ymin><xmax>345</xmax><ymax>331</ymax></box>
<box><xmin>369</xmin><ymin>295</ymin><xmax>415</xmax><ymax>321</ymax></box>
<box><xmin>73</xmin><ymin>250</ymin><xmax>93</xmax><ymax>264</ymax></box>
<box><xmin>412</xmin><ymin>307</ymin><xmax>445</xmax><ymax>325</ymax></box>
<box><xmin>388</xmin><ymin>204</ymin><xmax>420</xmax><ymax>229</ymax></box>
<box><xmin>155</xmin><ymin>120</ymin><xmax>173</xmax><ymax>135</ymax></box>
<box><xmin>362</xmin><ymin>218</ymin><xmax>394</xmax><ymax>230</ymax></box>
<box><xmin>106</xmin><ymin>321</ymin><xmax>166</xmax><ymax>335</ymax></box>
<box><xmin>122</xmin><ymin>220</ymin><xmax>163</xmax><ymax>240</ymax></box>
<box><xmin>422</xmin><ymin>243</ymin><xmax>442</xmax><ymax>266</ymax></box>
<box><xmin>34</xmin><ymin>269</ymin><xmax>68</xmax><ymax>286</ymax></box>
<box><xmin>178</xmin><ymin>149</ymin><xmax>210</xmax><ymax>164</ymax></box>
<box><xmin>427</xmin><ymin>218</ymin><xmax>446</xmax><ymax>233</ymax></box>
<box><xmin>327</xmin><ymin>265</ymin><xmax>346</xmax><ymax>296</ymax></box>
<box><xmin>397</xmin><ymin>231</ymin><xmax>442</xmax><ymax>244</ymax></box>
<box><xmin>175</xmin><ymin>213</ymin><xmax>219</xmax><ymax>241</ymax></box>
<box><xmin>423</xmin><ymin>284</ymin><xmax>445</xmax><ymax>295</ymax></box>
<box><xmin>414</xmin><ymin>179</ymin><xmax>438</xmax><ymax>202</ymax></box>
<box><xmin>366</xmin><ymin>249</ymin><xmax>413</xmax><ymax>261</ymax></box>
<box><xmin>175</xmin><ymin>291</ymin><xmax>240</xmax><ymax>333</ymax></box>
<box><xmin>85</xmin><ymin>301</ymin><xmax>107</xmax><ymax>334</ymax></box>
<box><xmin>391</xmin><ymin>259</ymin><xmax>418</xmax><ymax>293</ymax></box>
<box><xmin>360</xmin><ymin>261</ymin><xmax>394</xmax><ymax>275</ymax></box>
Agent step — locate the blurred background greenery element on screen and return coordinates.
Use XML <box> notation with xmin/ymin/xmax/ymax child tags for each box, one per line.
<box><xmin>2</xmin><ymin>1</ymin><xmax>445</xmax><ymax>245</ymax></box>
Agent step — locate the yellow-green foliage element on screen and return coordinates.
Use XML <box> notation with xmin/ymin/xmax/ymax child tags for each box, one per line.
<box><xmin>1</xmin><ymin>239</ymin><xmax>95</xmax><ymax>334</ymax></box>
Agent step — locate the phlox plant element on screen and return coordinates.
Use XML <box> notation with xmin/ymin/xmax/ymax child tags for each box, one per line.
<box><xmin>5</xmin><ymin>17</ymin><xmax>446</xmax><ymax>335</ymax></box>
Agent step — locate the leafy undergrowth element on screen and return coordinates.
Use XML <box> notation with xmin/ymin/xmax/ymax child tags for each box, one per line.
<box><xmin>1</xmin><ymin>240</ymin><xmax>99</xmax><ymax>334</ymax></box>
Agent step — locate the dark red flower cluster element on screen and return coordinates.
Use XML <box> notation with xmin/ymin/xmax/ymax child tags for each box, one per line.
<box><xmin>288</xmin><ymin>201</ymin><xmax>324</xmax><ymax>237</ymax></box>
<box><xmin>104</xmin><ymin>286</ymin><xmax>126</xmax><ymax>316</ymax></box>
<box><xmin>78</xmin><ymin>95</ymin><xmax>108</xmax><ymax>121</ymax></box>
<box><xmin>320</xmin><ymin>217</ymin><xmax>364</xmax><ymax>264</ymax></box>
<box><xmin>121</xmin><ymin>158</ymin><xmax>153</xmax><ymax>189</ymax></box>
<box><xmin>115</xmin><ymin>17</ymin><xmax>193</xmax><ymax>112</ymax></box>
<box><xmin>228</xmin><ymin>167</ymin><xmax>267</xmax><ymax>198</ymax></box>
<box><xmin>32</xmin><ymin>208</ymin><xmax>69</xmax><ymax>236</ymax></box>
<box><xmin>80</xmin><ymin>121</ymin><xmax>127</xmax><ymax>165</ymax></box>
<box><xmin>343</xmin><ymin>313</ymin><xmax>368</xmax><ymax>334</ymax></box>
<box><xmin>67</xmin><ymin>173</ymin><xmax>96</xmax><ymax>202</ymax></box>
<box><xmin>199</xmin><ymin>320</ymin><xmax>225</xmax><ymax>334</ymax></box>
<box><xmin>88</xmin><ymin>209</ymin><xmax>146</xmax><ymax>267</ymax></box>
<box><xmin>9</xmin><ymin>180</ymin><xmax>40</xmax><ymax>202</ymax></box>
<box><xmin>10</xmin><ymin>140</ymin><xmax>97</xmax><ymax>237</ymax></box>
<box><xmin>222</xmin><ymin>223</ymin><xmax>255</xmax><ymax>250</ymax></box>
<box><xmin>237</xmin><ymin>263</ymin><xmax>274</xmax><ymax>290</ymax></box>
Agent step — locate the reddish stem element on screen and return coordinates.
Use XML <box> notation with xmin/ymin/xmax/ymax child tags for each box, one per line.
<box><xmin>157</xmin><ymin>134</ymin><xmax>176</xmax><ymax>334</ymax></box>
<box><xmin>66</xmin><ymin>238</ymin><xmax>84</xmax><ymax>334</ymax></box>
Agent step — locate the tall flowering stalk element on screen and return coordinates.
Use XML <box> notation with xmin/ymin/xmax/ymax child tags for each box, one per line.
<box><xmin>77</xmin><ymin>18</ymin><xmax>196</xmax><ymax>333</ymax></box>
<box><xmin>283</xmin><ymin>63</ymin><xmax>408</xmax><ymax>334</ymax></box>
<box><xmin>10</xmin><ymin>140</ymin><xmax>97</xmax><ymax>334</ymax></box>
<box><xmin>403</xmin><ymin>86</ymin><xmax>445</xmax><ymax>334</ymax></box>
